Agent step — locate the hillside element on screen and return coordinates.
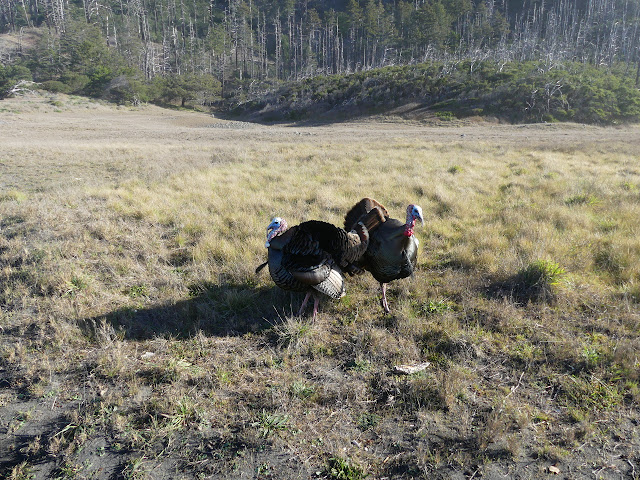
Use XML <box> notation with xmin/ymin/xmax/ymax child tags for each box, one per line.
<box><xmin>1</xmin><ymin>93</ymin><xmax>640</xmax><ymax>479</ymax></box>
<box><xmin>226</xmin><ymin>61</ymin><xmax>640</xmax><ymax>124</ymax></box>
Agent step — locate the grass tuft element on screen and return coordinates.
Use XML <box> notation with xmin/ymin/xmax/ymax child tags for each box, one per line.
<box><xmin>326</xmin><ymin>456</ymin><xmax>366</xmax><ymax>480</ymax></box>
<box><xmin>254</xmin><ymin>410</ymin><xmax>290</xmax><ymax>438</ymax></box>
<box><xmin>564</xmin><ymin>194</ymin><xmax>599</xmax><ymax>206</ymax></box>
<box><xmin>0</xmin><ymin>190</ymin><xmax>28</xmax><ymax>203</ymax></box>
<box><xmin>8</xmin><ymin>461</ymin><xmax>33</xmax><ymax>480</ymax></box>
<box><xmin>519</xmin><ymin>259</ymin><xmax>565</xmax><ymax>287</ymax></box>
<box><xmin>508</xmin><ymin>259</ymin><xmax>566</xmax><ymax>303</ymax></box>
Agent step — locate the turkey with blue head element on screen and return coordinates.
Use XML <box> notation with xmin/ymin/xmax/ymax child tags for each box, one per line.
<box><xmin>344</xmin><ymin>198</ymin><xmax>424</xmax><ymax>314</ymax></box>
<box><xmin>256</xmin><ymin>208</ymin><xmax>386</xmax><ymax>319</ymax></box>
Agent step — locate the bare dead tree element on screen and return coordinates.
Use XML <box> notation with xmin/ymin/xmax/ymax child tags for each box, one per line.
<box><xmin>8</xmin><ymin>79</ymin><xmax>40</xmax><ymax>95</ymax></box>
<box><xmin>274</xmin><ymin>11</ymin><xmax>282</xmax><ymax>79</ymax></box>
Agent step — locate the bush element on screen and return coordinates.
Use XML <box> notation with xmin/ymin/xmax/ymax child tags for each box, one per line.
<box><xmin>27</xmin><ymin>20</ymin><xmax>127</xmax><ymax>99</ymax></box>
<box><xmin>84</xmin><ymin>65</ymin><xmax>115</xmax><ymax>97</ymax></box>
<box><xmin>0</xmin><ymin>65</ymin><xmax>33</xmax><ymax>98</ymax></box>
<box><xmin>41</xmin><ymin>73</ymin><xmax>91</xmax><ymax>95</ymax></box>
<box><xmin>152</xmin><ymin>73</ymin><xmax>221</xmax><ymax>107</ymax></box>
<box><xmin>41</xmin><ymin>80</ymin><xmax>71</xmax><ymax>93</ymax></box>
<box><xmin>60</xmin><ymin>72</ymin><xmax>90</xmax><ymax>93</ymax></box>
<box><xmin>105</xmin><ymin>75</ymin><xmax>150</xmax><ymax>105</ymax></box>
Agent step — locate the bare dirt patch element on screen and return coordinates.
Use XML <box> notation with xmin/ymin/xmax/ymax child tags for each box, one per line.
<box><xmin>0</xmin><ymin>28</ymin><xmax>42</xmax><ymax>60</ymax></box>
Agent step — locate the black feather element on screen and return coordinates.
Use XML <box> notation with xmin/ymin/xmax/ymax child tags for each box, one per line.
<box><xmin>344</xmin><ymin>198</ymin><xmax>421</xmax><ymax>313</ymax></box>
<box><xmin>255</xmin><ymin>261</ymin><xmax>268</xmax><ymax>274</ymax></box>
<box><xmin>261</xmin><ymin>219</ymin><xmax>371</xmax><ymax>314</ymax></box>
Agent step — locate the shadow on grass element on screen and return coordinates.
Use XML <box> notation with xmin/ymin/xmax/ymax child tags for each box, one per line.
<box><xmin>79</xmin><ymin>282</ymin><xmax>309</xmax><ymax>340</ymax></box>
<box><xmin>484</xmin><ymin>274</ymin><xmax>557</xmax><ymax>306</ymax></box>
<box><xmin>379</xmin><ymin>434</ymin><xmax>513</xmax><ymax>479</ymax></box>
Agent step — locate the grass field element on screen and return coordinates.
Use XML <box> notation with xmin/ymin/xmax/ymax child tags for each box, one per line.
<box><xmin>1</xmin><ymin>92</ymin><xmax>640</xmax><ymax>479</ymax></box>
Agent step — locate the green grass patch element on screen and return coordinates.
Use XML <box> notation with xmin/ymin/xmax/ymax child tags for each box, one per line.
<box><xmin>326</xmin><ymin>456</ymin><xmax>366</xmax><ymax>480</ymax></box>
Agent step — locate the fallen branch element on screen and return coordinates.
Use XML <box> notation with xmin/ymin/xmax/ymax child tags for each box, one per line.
<box><xmin>9</xmin><ymin>80</ymin><xmax>40</xmax><ymax>96</ymax></box>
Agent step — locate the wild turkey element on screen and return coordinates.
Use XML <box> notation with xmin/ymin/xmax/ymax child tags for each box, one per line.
<box><xmin>256</xmin><ymin>210</ymin><xmax>385</xmax><ymax>319</ymax></box>
<box><xmin>344</xmin><ymin>198</ymin><xmax>424</xmax><ymax>314</ymax></box>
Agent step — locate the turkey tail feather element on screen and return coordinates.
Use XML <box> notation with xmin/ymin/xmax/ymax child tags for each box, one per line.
<box><xmin>312</xmin><ymin>268</ymin><xmax>346</xmax><ymax>299</ymax></box>
<box><xmin>344</xmin><ymin>198</ymin><xmax>389</xmax><ymax>230</ymax></box>
<box><xmin>255</xmin><ymin>261</ymin><xmax>268</xmax><ymax>274</ymax></box>
<box><xmin>290</xmin><ymin>262</ymin><xmax>332</xmax><ymax>285</ymax></box>
<box><xmin>359</xmin><ymin>206</ymin><xmax>386</xmax><ymax>233</ymax></box>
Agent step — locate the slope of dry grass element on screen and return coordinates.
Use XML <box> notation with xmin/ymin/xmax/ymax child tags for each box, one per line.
<box><xmin>1</xmin><ymin>92</ymin><xmax>640</xmax><ymax>479</ymax></box>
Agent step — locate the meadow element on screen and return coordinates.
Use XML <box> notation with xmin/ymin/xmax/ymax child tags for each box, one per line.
<box><xmin>1</xmin><ymin>93</ymin><xmax>640</xmax><ymax>479</ymax></box>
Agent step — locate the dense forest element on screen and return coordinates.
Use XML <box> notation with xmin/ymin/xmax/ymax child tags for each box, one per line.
<box><xmin>1</xmin><ymin>0</ymin><xmax>639</xmax><ymax>121</ymax></box>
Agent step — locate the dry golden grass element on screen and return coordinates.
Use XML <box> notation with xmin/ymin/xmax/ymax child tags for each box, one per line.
<box><xmin>1</xmin><ymin>92</ymin><xmax>640</xmax><ymax>478</ymax></box>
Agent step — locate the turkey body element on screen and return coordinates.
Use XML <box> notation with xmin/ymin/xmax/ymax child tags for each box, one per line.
<box><xmin>363</xmin><ymin>217</ymin><xmax>419</xmax><ymax>284</ymax></box>
<box><xmin>344</xmin><ymin>198</ymin><xmax>423</xmax><ymax>313</ymax></box>
<box><xmin>258</xmin><ymin>216</ymin><xmax>380</xmax><ymax>319</ymax></box>
<box><xmin>266</xmin><ymin>220</ymin><xmax>361</xmax><ymax>301</ymax></box>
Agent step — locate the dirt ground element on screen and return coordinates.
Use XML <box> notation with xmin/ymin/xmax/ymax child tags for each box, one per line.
<box><xmin>2</xmin><ymin>93</ymin><xmax>640</xmax><ymax>479</ymax></box>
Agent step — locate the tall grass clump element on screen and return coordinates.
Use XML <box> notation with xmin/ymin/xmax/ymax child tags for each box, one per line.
<box><xmin>519</xmin><ymin>260</ymin><xmax>566</xmax><ymax>291</ymax></box>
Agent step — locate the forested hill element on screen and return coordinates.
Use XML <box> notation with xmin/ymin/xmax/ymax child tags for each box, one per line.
<box><xmin>228</xmin><ymin>61</ymin><xmax>640</xmax><ymax>124</ymax></box>
<box><xmin>1</xmin><ymin>0</ymin><xmax>640</xmax><ymax>124</ymax></box>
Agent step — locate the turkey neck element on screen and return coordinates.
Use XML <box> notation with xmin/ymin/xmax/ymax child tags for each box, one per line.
<box><xmin>268</xmin><ymin>226</ymin><xmax>295</xmax><ymax>250</ymax></box>
<box><xmin>403</xmin><ymin>219</ymin><xmax>416</xmax><ymax>237</ymax></box>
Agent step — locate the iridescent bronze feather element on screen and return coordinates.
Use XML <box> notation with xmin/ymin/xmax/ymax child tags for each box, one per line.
<box><xmin>344</xmin><ymin>198</ymin><xmax>424</xmax><ymax>314</ymax></box>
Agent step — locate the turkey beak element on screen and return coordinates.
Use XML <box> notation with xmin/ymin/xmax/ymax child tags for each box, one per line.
<box><xmin>416</xmin><ymin>212</ymin><xmax>424</xmax><ymax>226</ymax></box>
<box><xmin>266</xmin><ymin>219</ymin><xmax>280</xmax><ymax>248</ymax></box>
<box><xmin>265</xmin><ymin>226</ymin><xmax>274</xmax><ymax>248</ymax></box>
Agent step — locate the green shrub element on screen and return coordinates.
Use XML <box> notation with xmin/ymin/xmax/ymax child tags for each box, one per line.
<box><xmin>0</xmin><ymin>64</ymin><xmax>32</xmax><ymax>98</ymax></box>
<box><xmin>60</xmin><ymin>72</ymin><xmax>90</xmax><ymax>93</ymax></box>
<box><xmin>435</xmin><ymin>110</ymin><xmax>455</xmax><ymax>121</ymax></box>
<box><xmin>326</xmin><ymin>457</ymin><xmax>366</xmax><ymax>480</ymax></box>
<box><xmin>42</xmin><ymin>80</ymin><xmax>71</xmax><ymax>93</ymax></box>
<box><xmin>519</xmin><ymin>260</ymin><xmax>566</xmax><ymax>289</ymax></box>
<box><xmin>227</xmin><ymin>60</ymin><xmax>640</xmax><ymax>125</ymax></box>
<box><xmin>105</xmin><ymin>74</ymin><xmax>151</xmax><ymax>105</ymax></box>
